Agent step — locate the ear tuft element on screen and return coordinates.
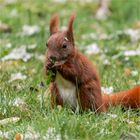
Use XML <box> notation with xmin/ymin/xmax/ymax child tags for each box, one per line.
<box><xmin>50</xmin><ymin>14</ymin><xmax>59</xmax><ymax>35</ymax></box>
<box><xmin>67</xmin><ymin>13</ymin><xmax>76</xmax><ymax>30</ymax></box>
<box><xmin>66</xmin><ymin>13</ymin><xmax>76</xmax><ymax>46</ymax></box>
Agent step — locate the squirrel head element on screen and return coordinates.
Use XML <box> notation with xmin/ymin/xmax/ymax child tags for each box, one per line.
<box><xmin>46</xmin><ymin>14</ymin><xmax>76</xmax><ymax>66</ymax></box>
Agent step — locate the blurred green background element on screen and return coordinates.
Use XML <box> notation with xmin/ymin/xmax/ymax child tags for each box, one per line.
<box><xmin>0</xmin><ymin>0</ymin><xmax>140</xmax><ymax>139</ymax></box>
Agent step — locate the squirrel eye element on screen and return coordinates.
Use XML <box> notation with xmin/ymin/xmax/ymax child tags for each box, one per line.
<box><xmin>62</xmin><ymin>44</ymin><xmax>67</xmax><ymax>49</ymax></box>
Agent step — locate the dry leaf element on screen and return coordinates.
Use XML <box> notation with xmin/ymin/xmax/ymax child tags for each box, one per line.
<box><xmin>27</xmin><ymin>44</ymin><xmax>37</xmax><ymax>49</ymax></box>
<box><xmin>0</xmin><ymin>117</ymin><xmax>20</xmax><ymax>125</ymax></box>
<box><xmin>4</xmin><ymin>0</ymin><xmax>17</xmax><ymax>4</ymax></box>
<box><xmin>13</xmin><ymin>97</ymin><xmax>28</xmax><ymax>111</ymax></box>
<box><xmin>15</xmin><ymin>133</ymin><xmax>23</xmax><ymax>140</ymax></box>
<box><xmin>34</xmin><ymin>53</ymin><xmax>45</xmax><ymax>62</ymax></box>
<box><xmin>103</xmin><ymin>59</ymin><xmax>110</xmax><ymax>65</ymax></box>
<box><xmin>124</xmin><ymin>50</ymin><xmax>140</xmax><ymax>56</ymax></box>
<box><xmin>95</xmin><ymin>0</ymin><xmax>110</xmax><ymax>20</ymax></box>
<box><xmin>1</xmin><ymin>46</ymin><xmax>32</xmax><ymax>62</ymax></box>
<box><xmin>101</xmin><ymin>86</ymin><xmax>113</xmax><ymax>94</ymax></box>
<box><xmin>131</xmin><ymin>70</ymin><xmax>138</xmax><ymax>77</ymax></box>
<box><xmin>53</xmin><ymin>0</ymin><xmax>66</xmax><ymax>3</ymax></box>
<box><xmin>134</xmin><ymin>21</ymin><xmax>140</xmax><ymax>29</ymax></box>
<box><xmin>85</xmin><ymin>43</ymin><xmax>100</xmax><ymax>55</ymax></box>
<box><xmin>124</xmin><ymin>29</ymin><xmax>140</xmax><ymax>42</ymax></box>
<box><xmin>5</xmin><ymin>43</ymin><xmax>12</xmax><ymax>48</ymax></box>
<box><xmin>43</xmin><ymin>127</ymin><xmax>61</xmax><ymax>140</ymax></box>
<box><xmin>0</xmin><ymin>21</ymin><xmax>12</xmax><ymax>33</ymax></box>
<box><xmin>24</xmin><ymin>126</ymin><xmax>40</xmax><ymax>140</ymax></box>
<box><xmin>0</xmin><ymin>130</ymin><xmax>12</xmax><ymax>139</ymax></box>
<box><xmin>124</xmin><ymin>68</ymin><xmax>131</xmax><ymax>77</ymax></box>
<box><xmin>9</xmin><ymin>72</ymin><xmax>27</xmax><ymax>82</ymax></box>
<box><xmin>107</xmin><ymin>113</ymin><xmax>117</xmax><ymax>118</ymax></box>
<box><xmin>22</xmin><ymin>25</ymin><xmax>40</xmax><ymax>36</ymax></box>
<box><xmin>99</xmin><ymin>128</ymin><xmax>111</xmax><ymax>135</ymax></box>
<box><xmin>10</xmin><ymin>9</ymin><xmax>18</xmax><ymax>17</ymax></box>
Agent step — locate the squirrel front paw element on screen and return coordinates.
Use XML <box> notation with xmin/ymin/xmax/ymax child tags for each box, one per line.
<box><xmin>45</xmin><ymin>61</ymin><xmax>54</xmax><ymax>70</ymax></box>
<box><xmin>45</xmin><ymin>60</ymin><xmax>56</xmax><ymax>75</ymax></box>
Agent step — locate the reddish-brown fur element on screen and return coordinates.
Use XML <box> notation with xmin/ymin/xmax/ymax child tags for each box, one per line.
<box><xmin>45</xmin><ymin>14</ymin><xmax>140</xmax><ymax>112</ymax></box>
<box><xmin>103</xmin><ymin>86</ymin><xmax>140</xmax><ymax>109</ymax></box>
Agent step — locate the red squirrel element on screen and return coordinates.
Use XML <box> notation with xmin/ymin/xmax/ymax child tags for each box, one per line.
<box><xmin>45</xmin><ymin>14</ymin><xmax>140</xmax><ymax>112</ymax></box>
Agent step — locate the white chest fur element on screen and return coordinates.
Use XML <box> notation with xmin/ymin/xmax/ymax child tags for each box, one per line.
<box><xmin>55</xmin><ymin>72</ymin><xmax>78</xmax><ymax>109</ymax></box>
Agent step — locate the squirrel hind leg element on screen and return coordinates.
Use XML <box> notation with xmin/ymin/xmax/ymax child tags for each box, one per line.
<box><xmin>50</xmin><ymin>83</ymin><xmax>63</xmax><ymax>108</ymax></box>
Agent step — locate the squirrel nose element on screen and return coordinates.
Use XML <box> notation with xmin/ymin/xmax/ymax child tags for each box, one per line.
<box><xmin>49</xmin><ymin>56</ymin><xmax>56</xmax><ymax>62</ymax></box>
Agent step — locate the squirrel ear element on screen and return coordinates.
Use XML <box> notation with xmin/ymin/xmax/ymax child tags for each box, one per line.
<box><xmin>66</xmin><ymin>13</ymin><xmax>76</xmax><ymax>46</ymax></box>
<box><xmin>50</xmin><ymin>14</ymin><xmax>59</xmax><ymax>35</ymax></box>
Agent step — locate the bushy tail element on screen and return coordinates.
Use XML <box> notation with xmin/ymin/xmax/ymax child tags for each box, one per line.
<box><xmin>102</xmin><ymin>86</ymin><xmax>140</xmax><ymax>110</ymax></box>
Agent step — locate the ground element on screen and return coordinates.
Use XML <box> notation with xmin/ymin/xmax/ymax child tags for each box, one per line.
<box><xmin>0</xmin><ymin>0</ymin><xmax>140</xmax><ymax>139</ymax></box>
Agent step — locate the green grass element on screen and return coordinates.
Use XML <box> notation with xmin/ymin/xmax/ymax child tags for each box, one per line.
<box><xmin>0</xmin><ymin>0</ymin><xmax>140</xmax><ymax>139</ymax></box>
